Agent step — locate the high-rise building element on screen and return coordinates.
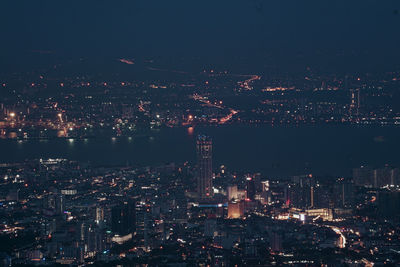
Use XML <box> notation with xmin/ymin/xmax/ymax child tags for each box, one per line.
<box><xmin>227</xmin><ymin>185</ymin><xmax>238</xmax><ymax>201</ymax></box>
<box><xmin>353</xmin><ymin>166</ymin><xmax>400</xmax><ymax>188</ymax></box>
<box><xmin>246</xmin><ymin>177</ymin><xmax>256</xmax><ymax>200</ymax></box>
<box><xmin>353</xmin><ymin>166</ymin><xmax>373</xmax><ymax>187</ymax></box>
<box><xmin>95</xmin><ymin>206</ymin><xmax>105</xmax><ymax>226</ymax></box>
<box><xmin>333</xmin><ymin>179</ymin><xmax>354</xmax><ymax>208</ymax></box>
<box><xmin>378</xmin><ymin>190</ymin><xmax>400</xmax><ymax>219</ymax></box>
<box><xmin>350</xmin><ymin>88</ymin><xmax>360</xmax><ymax>116</ymax></box>
<box><xmin>135</xmin><ymin>201</ymin><xmax>152</xmax><ymax>249</ymax></box>
<box><xmin>56</xmin><ymin>194</ymin><xmax>65</xmax><ymax>215</ymax></box>
<box><xmin>111</xmin><ymin>200</ymin><xmax>135</xmax><ymax>236</ymax></box>
<box><xmin>197</xmin><ymin>135</ymin><xmax>213</xmax><ymax>198</ymax></box>
<box><xmin>288</xmin><ymin>175</ymin><xmax>315</xmax><ymax>209</ymax></box>
<box><xmin>227</xmin><ymin>201</ymin><xmax>245</xmax><ymax>219</ymax></box>
<box><xmin>270</xmin><ymin>231</ymin><xmax>283</xmax><ymax>252</ymax></box>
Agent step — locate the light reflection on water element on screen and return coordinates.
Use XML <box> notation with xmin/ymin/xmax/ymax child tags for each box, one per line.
<box><xmin>2</xmin><ymin>126</ymin><xmax>400</xmax><ymax>177</ymax></box>
<box><xmin>68</xmin><ymin>138</ymin><xmax>74</xmax><ymax>146</ymax></box>
<box><xmin>187</xmin><ymin>127</ymin><xmax>194</xmax><ymax>136</ymax></box>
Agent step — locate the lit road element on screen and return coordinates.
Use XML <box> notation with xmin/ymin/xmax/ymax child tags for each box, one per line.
<box><xmin>329</xmin><ymin>226</ymin><xmax>346</xmax><ymax>248</ymax></box>
<box><xmin>238</xmin><ymin>75</ymin><xmax>261</xmax><ymax>90</ymax></box>
<box><xmin>191</xmin><ymin>94</ymin><xmax>238</xmax><ymax>124</ymax></box>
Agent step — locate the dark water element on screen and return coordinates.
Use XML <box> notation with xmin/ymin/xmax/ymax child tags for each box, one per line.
<box><xmin>1</xmin><ymin>126</ymin><xmax>400</xmax><ymax>177</ymax></box>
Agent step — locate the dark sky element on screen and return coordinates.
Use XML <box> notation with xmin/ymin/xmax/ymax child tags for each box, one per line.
<box><xmin>1</xmin><ymin>0</ymin><xmax>400</xmax><ymax>72</ymax></box>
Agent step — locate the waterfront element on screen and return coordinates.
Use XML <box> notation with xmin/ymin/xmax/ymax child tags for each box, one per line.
<box><xmin>2</xmin><ymin>125</ymin><xmax>399</xmax><ymax>177</ymax></box>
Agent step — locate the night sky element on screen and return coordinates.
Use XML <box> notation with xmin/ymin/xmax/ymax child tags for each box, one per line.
<box><xmin>1</xmin><ymin>0</ymin><xmax>400</xmax><ymax>72</ymax></box>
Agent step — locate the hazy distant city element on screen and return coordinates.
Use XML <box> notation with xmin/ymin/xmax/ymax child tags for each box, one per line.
<box><xmin>1</xmin><ymin>60</ymin><xmax>400</xmax><ymax>141</ymax></box>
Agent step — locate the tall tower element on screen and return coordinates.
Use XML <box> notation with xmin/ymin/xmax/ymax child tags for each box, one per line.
<box><xmin>246</xmin><ymin>176</ymin><xmax>256</xmax><ymax>201</ymax></box>
<box><xmin>197</xmin><ymin>135</ymin><xmax>213</xmax><ymax>198</ymax></box>
<box><xmin>350</xmin><ymin>88</ymin><xmax>360</xmax><ymax>117</ymax></box>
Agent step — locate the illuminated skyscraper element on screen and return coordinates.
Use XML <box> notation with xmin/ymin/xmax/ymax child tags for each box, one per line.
<box><xmin>227</xmin><ymin>201</ymin><xmax>244</xmax><ymax>219</ymax></box>
<box><xmin>95</xmin><ymin>206</ymin><xmax>105</xmax><ymax>225</ymax></box>
<box><xmin>350</xmin><ymin>88</ymin><xmax>360</xmax><ymax>116</ymax></box>
<box><xmin>197</xmin><ymin>135</ymin><xmax>213</xmax><ymax>198</ymax></box>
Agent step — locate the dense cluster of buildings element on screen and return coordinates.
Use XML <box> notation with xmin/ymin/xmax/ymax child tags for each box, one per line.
<box><xmin>0</xmin><ymin>135</ymin><xmax>400</xmax><ymax>266</ymax></box>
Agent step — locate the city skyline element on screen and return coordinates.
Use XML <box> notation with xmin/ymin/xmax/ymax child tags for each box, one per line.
<box><xmin>1</xmin><ymin>1</ymin><xmax>400</xmax><ymax>266</ymax></box>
